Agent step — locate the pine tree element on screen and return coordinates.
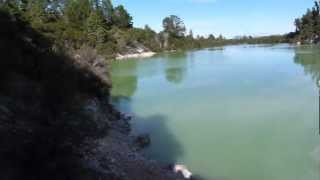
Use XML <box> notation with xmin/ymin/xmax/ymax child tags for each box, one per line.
<box><xmin>295</xmin><ymin>1</ymin><xmax>320</xmax><ymax>42</ymax></box>
<box><xmin>22</xmin><ymin>0</ymin><xmax>50</xmax><ymax>29</ymax></box>
<box><xmin>86</xmin><ymin>10</ymin><xmax>108</xmax><ymax>45</ymax></box>
<box><xmin>101</xmin><ymin>0</ymin><xmax>113</xmax><ymax>24</ymax></box>
<box><xmin>162</xmin><ymin>15</ymin><xmax>186</xmax><ymax>38</ymax></box>
<box><xmin>112</xmin><ymin>5</ymin><xmax>132</xmax><ymax>28</ymax></box>
<box><xmin>64</xmin><ymin>0</ymin><xmax>91</xmax><ymax>27</ymax></box>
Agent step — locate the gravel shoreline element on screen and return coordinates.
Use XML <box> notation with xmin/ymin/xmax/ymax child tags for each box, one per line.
<box><xmin>87</xmin><ymin>110</ymin><xmax>187</xmax><ymax>180</ymax></box>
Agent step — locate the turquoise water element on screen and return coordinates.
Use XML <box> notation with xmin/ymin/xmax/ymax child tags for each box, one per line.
<box><xmin>111</xmin><ymin>44</ymin><xmax>320</xmax><ymax>180</ymax></box>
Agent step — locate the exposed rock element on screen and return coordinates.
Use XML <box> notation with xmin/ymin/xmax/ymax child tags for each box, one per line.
<box><xmin>121</xmin><ymin>112</ymin><xmax>133</xmax><ymax>121</ymax></box>
<box><xmin>134</xmin><ymin>134</ymin><xmax>151</xmax><ymax>149</ymax></box>
<box><xmin>116</xmin><ymin>51</ymin><xmax>156</xmax><ymax>60</ymax></box>
<box><xmin>72</xmin><ymin>46</ymin><xmax>111</xmax><ymax>86</ymax></box>
<box><xmin>93</xmin><ymin>122</ymin><xmax>186</xmax><ymax>180</ymax></box>
<box><xmin>116</xmin><ymin>42</ymin><xmax>156</xmax><ymax>60</ymax></box>
<box><xmin>173</xmin><ymin>164</ymin><xmax>193</xmax><ymax>179</ymax></box>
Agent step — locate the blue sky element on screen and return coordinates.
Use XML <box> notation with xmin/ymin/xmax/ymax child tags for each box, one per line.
<box><xmin>113</xmin><ymin>0</ymin><xmax>313</xmax><ymax>38</ymax></box>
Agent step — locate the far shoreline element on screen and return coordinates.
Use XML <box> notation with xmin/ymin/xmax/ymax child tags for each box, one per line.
<box><xmin>113</xmin><ymin>42</ymin><xmax>303</xmax><ymax>61</ymax></box>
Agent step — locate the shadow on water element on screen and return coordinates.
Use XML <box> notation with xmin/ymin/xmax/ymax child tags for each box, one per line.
<box><xmin>110</xmin><ymin>52</ymin><xmax>209</xmax><ymax>178</ymax></box>
<box><xmin>164</xmin><ymin>51</ymin><xmax>188</xmax><ymax>85</ymax></box>
<box><xmin>135</xmin><ymin>113</ymin><xmax>214</xmax><ymax>179</ymax></box>
<box><xmin>294</xmin><ymin>45</ymin><xmax>320</xmax><ymax>84</ymax></box>
<box><xmin>294</xmin><ymin>46</ymin><xmax>320</xmax><ymax>180</ymax></box>
<box><xmin>165</xmin><ymin>68</ymin><xmax>185</xmax><ymax>84</ymax></box>
<box><xmin>110</xmin><ymin>53</ymin><xmax>188</xmax><ymax>164</ymax></box>
<box><xmin>133</xmin><ymin>114</ymin><xmax>184</xmax><ymax>164</ymax></box>
<box><xmin>112</xmin><ymin>93</ymin><xmax>185</xmax><ymax>165</ymax></box>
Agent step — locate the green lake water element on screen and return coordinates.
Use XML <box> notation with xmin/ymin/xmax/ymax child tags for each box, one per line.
<box><xmin>111</xmin><ymin>44</ymin><xmax>320</xmax><ymax>180</ymax></box>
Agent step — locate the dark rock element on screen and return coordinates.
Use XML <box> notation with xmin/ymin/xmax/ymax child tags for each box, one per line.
<box><xmin>134</xmin><ymin>134</ymin><xmax>151</xmax><ymax>149</ymax></box>
<box><xmin>122</xmin><ymin>113</ymin><xmax>132</xmax><ymax>121</ymax></box>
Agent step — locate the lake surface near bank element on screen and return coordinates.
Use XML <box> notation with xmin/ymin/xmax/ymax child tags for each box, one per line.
<box><xmin>111</xmin><ymin>44</ymin><xmax>320</xmax><ymax>180</ymax></box>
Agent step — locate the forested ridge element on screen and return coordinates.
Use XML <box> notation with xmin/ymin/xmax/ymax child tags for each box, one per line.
<box><xmin>1</xmin><ymin>0</ymin><xmax>292</xmax><ymax>61</ymax></box>
<box><xmin>293</xmin><ymin>0</ymin><xmax>320</xmax><ymax>43</ymax></box>
<box><xmin>2</xmin><ymin>0</ymin><xmax>320</xmax><ymax>62</ymax></box>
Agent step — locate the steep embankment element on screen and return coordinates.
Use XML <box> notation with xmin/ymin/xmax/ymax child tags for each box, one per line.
<box><xmin>0</xmin><ymin>10</ymin><xmax>184</xmax><ymax>180</ymax></box>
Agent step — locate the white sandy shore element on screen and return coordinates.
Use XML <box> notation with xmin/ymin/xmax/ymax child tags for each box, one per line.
<box><xmin>116</xmin><ymin>51</ymin><xmax>156</xmax><ymax>60</ymax></box>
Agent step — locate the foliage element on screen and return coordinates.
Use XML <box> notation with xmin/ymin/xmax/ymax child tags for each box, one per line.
<box><xmin>294</xmin><ymin>1</ymin><xmax>320</xmax><ymax>43</ymax></box>
<box><xmin>86</xmin><ymin>11</ymin><xmax>108</xmax><ymax>45</ymax></box>
<box><xmin>162</xmin><ymin>15</ymin><xmax>186</xmax><ymax>38</ymax></box>
<box><xmin>112</xmin><ymin>5</ymin><xmax>133</xmax><ymax>28</ymax></box>
<box><xmin>0</xmin><ymin>0</ymin><xmax>135</xmax><ymax>55</ymax></box>
<box><xmin>0</xmin><ymin>0</ymin><xmax>290</xmax><ymax>59</ymax></box>
<box><xmin>65</xmin><ymin>0</ymin><xmax>91</xmax><ymax>27</ymax></box>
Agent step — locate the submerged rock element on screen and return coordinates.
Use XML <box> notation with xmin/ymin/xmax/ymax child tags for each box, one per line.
<box><xmin>134</xmin><ymin>134</ymin><xmax>151</xmax><ymax>149</ymax></box>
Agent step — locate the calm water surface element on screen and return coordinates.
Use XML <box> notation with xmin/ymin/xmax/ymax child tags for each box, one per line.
<box><xmin>111</xmin><ymin>44</ymin><xmax>320</xmax><ymax>180</ymax></box>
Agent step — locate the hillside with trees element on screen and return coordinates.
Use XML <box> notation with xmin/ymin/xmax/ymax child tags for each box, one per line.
<box><xmin>293</xmin><ymin>0</ymin><xmax>320</xmax><ymax>43</ymax></box>
<box><xmin>1</xmin><ymin>0</ymin><xmax>292</xmax><ymax>61</ymax></box>
<box><xmin>0</xmin><ymin>3</ymin><xmax>188</xmax><ymax>180</ymax></box>
<box><xmin>1</xmin><ymin>0</ymin><xmax>138</xmax><ymax>58</ymax></box>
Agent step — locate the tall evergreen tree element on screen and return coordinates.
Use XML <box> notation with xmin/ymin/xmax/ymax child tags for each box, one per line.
<box><xmin>295</xmin><ymin>1</ymin><xmax>320</xmax><ymax>42</ymax></box>
<box><xmin>101</xmin><ymin>0</ymin><xmax>113</xmax><ymax>24</ymax></box>
<box><xmin>86</xmin><ymin>10</ymin><xmax>108</xmax><ymax>45</ymax></box>
<box><xmin>162</xmin><ymin>15</ymin><xmax>186</xmax><ymax>38</ymax></box>
<box><xmin>64</xmin><ymin>0</ymin><xmax>91</xmax><ymax>27</ymax></box>
<box><xmin>22</xmin><ymin>0</ymin><xmax>51</xmax><ymax>29</ymax></box>
<box><xmin>188</xmin><ymin>30</ymin><xmax>194</xmax><ymax>39</ymax></box>
<box><xmin>112</xmin><ymin>5</ymin><xmax>132</xmax><ymax>28</ymax></box>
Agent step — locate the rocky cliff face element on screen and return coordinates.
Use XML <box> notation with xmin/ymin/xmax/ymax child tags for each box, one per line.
<box><xmin>0</xmin><ymin>9</ymin><xmax>113</xmax><ymax>179</ymax></box>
